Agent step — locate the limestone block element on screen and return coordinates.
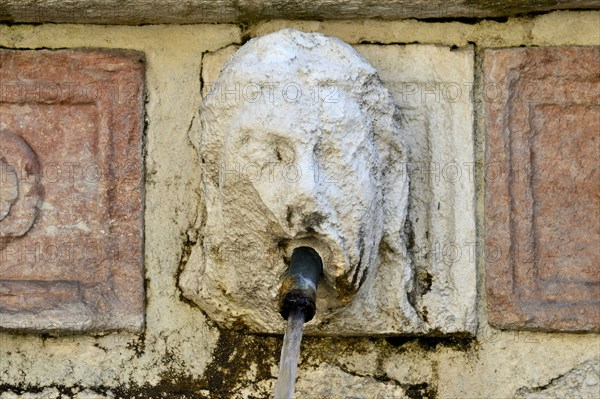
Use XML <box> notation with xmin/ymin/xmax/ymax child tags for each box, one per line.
<box><xmin>181</xmin><ymin>29</ymin><xmax>477</xmax><ymax>335</ymax></box>
<box><xmin>355</xmin><ymin>44</ymin><xmax>477</xmax><ymax>335</ymax></box>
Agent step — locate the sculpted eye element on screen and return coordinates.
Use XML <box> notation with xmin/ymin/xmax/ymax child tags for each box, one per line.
<box><xmin>235</xmin><ymin>134</ymin><xmax>296</xmax><ymax>165</ymax></box>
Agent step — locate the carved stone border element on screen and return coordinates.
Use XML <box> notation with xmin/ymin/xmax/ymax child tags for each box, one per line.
<box><xmin>484</xmin><ymin>46</ymin><xmax>600</xmax><ymax>331</ymax></box>
<box><xmin>0</xmin><ymin>49</ymin><xmax>145</xmax><ymax>333</ymax></box>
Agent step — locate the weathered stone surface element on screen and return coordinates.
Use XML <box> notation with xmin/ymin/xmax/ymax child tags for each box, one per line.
<box><xmin>0</xmin><ymin>388</ymin><xmax>115</xmax><ymax>398</ymax></box>
<box><xmin>0</xmin><ymin>0</ymin><xmax>598</xmax><ymax>24</ymax></box>
<box><xmin>236</xmin><ymin>363</ymin><xmax>409</xmax><ymax>398</ymax></box>
<box><xmin>0</xmin><ymin>159</ymin><xmax>18</xmax><ymax>220</ymax></box>
<box><xmin>0</xmin><ymin>388</ymin><xmax>61</xmax><ymax>399</ymax></box>
<box><xmin>182</xmin><ymin>28</ymin><xmax>418</xmax><ymax>335</ymax></box>
<box><xmin>0</xmin><ymin>130</ymin><xmax>42</xmax><ymax>239</ymax></box>
<box><xmin>484</xmin><ymin>46</ymin><xmax>600</xmax><ymax>331</ymax></box>
<box><xmin>182</xmin><ymin>30</ymin><xmax>477</xmax><ymax>335</ymax></box>
<box><xmin>355</xmin><ymin>44</ymin><xmax>477</xmax><ymax>335</ymax></box>
<box><xmin>295</xmin><ymin>363</ymin><xmax>410</xmax><ymax>399</ymax></box>
<box><xmin>0</xmin><ymin>20</ymin><xmax>597</xmax><ymax>399</ymax></box>
<box><xmin>248</xmin><ymin>11</ymin><xmax>600</xmax><ymax>48</ymax></box>
<box><xmin>515</xmin><ymin>359</ymin><xmax>600</xmax><ymax>399</ymax></box>
<box><xmin>0</xmin><ymin>49</ymin><xmax>145</xmax><ymax>333</ymax></box>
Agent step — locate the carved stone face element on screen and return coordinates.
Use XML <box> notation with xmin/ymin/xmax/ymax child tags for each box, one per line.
<box><xmin>181</xmin><ymin>29</ymin><xmax>411</xmax><ymax>332</ymax></box>
<box><xmin>216</xmin><ymin>87</ymin><xmax>384</xmax><ymax>299</ymax></box>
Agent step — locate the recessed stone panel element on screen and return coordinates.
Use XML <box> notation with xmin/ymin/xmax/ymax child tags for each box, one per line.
<box><xmin>0</xmin><ymin>49</ymin><xmax>145</xmax><ymax>333</ymax></box>
<box><xmin>484</xmin><ymin>46</ymin><xmax>600</xmax><ymax>331</ymax></box>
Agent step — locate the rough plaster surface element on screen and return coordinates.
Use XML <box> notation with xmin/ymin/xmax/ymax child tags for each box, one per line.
<box><xmin>235</xmin><ymin>363</ymin><xmax>410</xmax><ymax>398</ymax></box>
<box><xmin>515</xmin><ymin>359</ymin><xmax>600</xmax><ymax>399</ymax></box>
<box><xmin>249</xmin><ymin>11</ymin><xmax>600</xmax><ymax>48</ymax></box>
<box><xmin>180</xmin><ymin>28</ymin><xmax>421</xmax><ymax>335</ymax></box>
<box><xmin>0</xmin><ymin>13</ymin><xmax>598</xmax><ymax>399</ymax></box>
<box><xmin>0</xmin><ymin>389</ymin><xmax>114</xmax><ymax>399</ymax></box>
<box><xmin>1</xmin><ymin>0</ymin><xmax>598</xmax><ymax>24</ymax></box>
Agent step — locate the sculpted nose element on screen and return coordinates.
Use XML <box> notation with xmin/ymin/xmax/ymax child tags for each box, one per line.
<box><xmin>282</xmin><ymin>151</ymin><xmax>324</xmax><ymax>230</ymax></box>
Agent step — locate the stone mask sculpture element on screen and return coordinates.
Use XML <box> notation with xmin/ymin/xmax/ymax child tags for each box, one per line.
<box><xmin>180</xmin><ymin>29</ymin><xmax>420</xmax><ymax>335</ymax></box>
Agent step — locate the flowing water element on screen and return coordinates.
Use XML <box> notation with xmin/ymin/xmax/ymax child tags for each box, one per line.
<box><xmin>274</xmin><ymin>308</ymin><xmax>305</xmax><ymax>399</ymax></box>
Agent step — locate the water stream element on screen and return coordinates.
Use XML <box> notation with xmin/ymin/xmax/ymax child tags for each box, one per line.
<box><xmin>273</xmin><ymin>308</ymin><xmax>305</xmax><ymax>399</ymax></box>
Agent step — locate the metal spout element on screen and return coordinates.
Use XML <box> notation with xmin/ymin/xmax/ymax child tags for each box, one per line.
<box><xmin>278</xmin><ymin>247</ymin><xmax>322</xmax><ymax>323</ymax></box>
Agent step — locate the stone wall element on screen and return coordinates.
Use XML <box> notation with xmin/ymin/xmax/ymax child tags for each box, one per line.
<box><xmin>0</xmin><ymin>10</ymin><xmax>599</xmax><ymax>399</ymax></box>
